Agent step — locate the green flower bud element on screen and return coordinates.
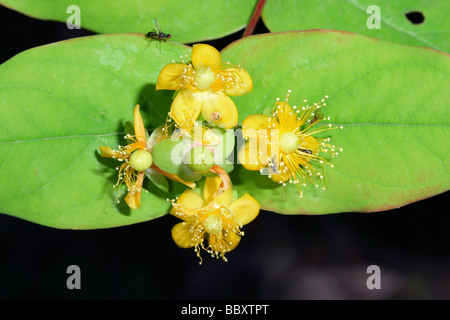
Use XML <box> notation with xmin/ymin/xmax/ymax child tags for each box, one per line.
<box><xmin>187</xmin><ymin>146</ymin><xmax>215</xmax><ymax>173</ymax></box>
<box><xmin>129</xmin><ymin>150</ymin><xmax>153</xmax><ymax>172</ymax></box>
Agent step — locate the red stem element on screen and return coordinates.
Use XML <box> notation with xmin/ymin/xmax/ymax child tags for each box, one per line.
<box><xmin>242</xmin><ymin>0</ymin><xmax>267</xmax><ymax>38</ymax></box>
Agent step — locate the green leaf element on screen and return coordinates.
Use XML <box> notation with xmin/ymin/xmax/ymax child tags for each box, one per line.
<box><xmin>262</xmin><ymin>0</ymin><xmax>449</xmax><ymax>52</ymax></box>
<box><xmin>1</xmin><ymin>31</ymin><xmax>449</xmax><ymax>230</ymax></box>
<box><xmin>0</xmin><ymin>0</ymin><xmax>257</xmax><ymax>44</ymax></box>
<box><xmin>0</xmin><ymin>34</ymin><xmax>192</xmax><ymax>229</ymax></box>
<box><xmin>221</xmin><ymin>30</ymin><xmax>450</xmax><ymax>214</ymax></box>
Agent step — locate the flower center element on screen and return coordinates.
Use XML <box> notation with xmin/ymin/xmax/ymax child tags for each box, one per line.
<box><xmin>204</xmin><ymin>213</ymin><xmax>223</xmax><ymax>235</ymax></box>
<box><xmin>195</xmin><ymin>67</ymin><xmax>216</xmax><ymax>91</ymax></box>
<box><xmin>280</xmin><ymin>132</ymin><xmax>300</xmax><ymax>153</ymax></box>
<box><xmin>129</xmin><ymin>150</ymin><xmax>153</xmax><ymax>171</ymax></box>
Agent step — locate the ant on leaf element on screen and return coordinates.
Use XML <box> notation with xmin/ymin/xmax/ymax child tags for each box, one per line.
<box><xmin>145</xmin><ymin>19</ymin><xmax>171</xmax><ymax>53</ymax></box>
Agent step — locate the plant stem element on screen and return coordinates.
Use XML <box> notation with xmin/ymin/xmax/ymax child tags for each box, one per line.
<box><xmin>242</xmin><ymin>0</ymin><xmax>267</xmax><ymax>38</ymax></box>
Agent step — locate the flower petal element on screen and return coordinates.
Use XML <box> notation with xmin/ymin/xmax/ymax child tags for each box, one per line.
<box><xmin>275</xmin><ymin>101</ymin><xmax>299</xmax><ymax>133</ymax></box>
<box><xmin>133</xmin><ymin>105</ymin><xmax>147</xmax><ymax>145</ymax></box>
<box><xmin>203</xmin><ymin>176</ymin><xmax>233</xmax><ymax>206</ymax></box>
<box><xmin>171</xmin><ymin>221</ymin><xmax>194</xmax><ymax>248</ymax></box>
<box><xmin>242</xmin><ymin>114</ymin><xmax>272</xmax><ymax>139</ymax></box>
<box><xmin>156</xmin><ymin>63</ymin><xmax>186</xmax><ymax>91</ymax></box>
<box><xmin>124</xmin><ymin>171</ymin><xmax>145</xmax><ymax>209</ymax></box>
<box><xmin>99</xmin><ymin>146</ymin><xmax>116</xmax><ymax>158</ymax></box>
<box><xmin>300</xmin><ymin>135</ymin><xmax>320</xmax><ymax>156</ymax></box>
<box><xmin>151</xmin><ymin>165</ymin><xmax>196</xmax><ymax>189</ymax></box>
<box><xmin>237</xmin><ymin>142</ymin><xmax>267</xmax><ymax>171</ymax></box>
<box><xmin>269</xmin><ymin>164</ymin><xmax>292</xmax><ymax>183</ymax></box>
<box><xmin>170</xmin><ymin>188</ymin><xmax>204</xmax><ymax>218</ymax></box>
<box><xmin>191</xmin><ymin>44</ymin><xmax>221</xmax><ymax>69</ymax></box>
<box><xmin>170</xmin><ymin>89</ymin><xmax>202</xmax><ymax>130</ymax></box>
<box><xmin>229</xmin><ymin>193</ymin><xmax>260</xmax><ymax>226</ymax></box>
<box><xmin>201</xmin><ymin>91</ymin><xmax>238</xmax><ymax>129</ymax></box>
<box><xmin>221</xmin><ymin>68</ymin><xmax>253</xmax><ymax>96</ymax></box>
<box><xmin>178</xmin><ymin>188</ymin><xmax>205</xmax><ymax>209</ymax></box>
<box><xmin>223</xmin><ymin>231</ymin><xmax>241</xmax><ymax>252</ymax></box>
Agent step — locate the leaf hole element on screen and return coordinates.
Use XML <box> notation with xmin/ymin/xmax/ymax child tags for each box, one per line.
<box><xmin>405</xmin><ymin>11</ymin><xmax>425</xmax><ymax>24</ymax></box>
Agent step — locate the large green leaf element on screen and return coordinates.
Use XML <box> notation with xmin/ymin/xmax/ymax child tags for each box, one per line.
<box><xmin>262</xmin><ymin>0</ymin><xmax>449</xmax><ymax>52</ymax></box>
<box><xmin>1</xmin><ymin>31</ymin><xmax>449</xmax><ymax>230</ymax></box>
<box><xmin>0</xmin><ymin>34</ymin><xmax>191</xmax><ymax>229</ymax></box>
<box><xmin>0</xmin><ymin>0</ymin><xmax>257</xmax><ymax>43</ymax></box>
<box><xmin>221</xmin><ymin>30</ymin><xmax>450</xmax><ymax>214</ymax></box>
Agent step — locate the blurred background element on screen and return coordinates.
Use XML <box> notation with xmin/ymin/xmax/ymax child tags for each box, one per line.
<box><xmin>0</xmin><ymin>4</ymin><xmax>449</xmax><ymax>300</ymax></box>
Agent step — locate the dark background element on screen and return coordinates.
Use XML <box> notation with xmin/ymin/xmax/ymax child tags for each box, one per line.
<box><xmin>0</xmin><ymin>5</ymin><xmax>449</xmax><ymax>300</ymax></box>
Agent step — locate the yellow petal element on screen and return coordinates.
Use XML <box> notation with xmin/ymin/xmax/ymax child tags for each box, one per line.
<box><xmin>229</xmin><ymin>193</ymin><xmax>260</xmax><ymax>226</ymax></box>
<box><xmin>275</xmin><ymin>101</ymin><xmax>299</xmax><ymax>132</ymax></box>
<box><xmin>300</xmin><ymin>135</ymin><xmax>320</xmax><ymax>156</ymax></box>
<box><xmin>270</xmin><ymin>166</ymin><xmax>292</xmax><ymax>183</ymax></box>
<box><xmin>124</xmin><ymin>171</ymin><xmax>145</xmax><ymax>209</ymax></box>
<box><xmin>156</xmin><ymin>63</ymin><xmax>186</xmax><ymax>91</ymax></box>
<box><xmin>221</xmin><ymin>68</ymin><xmax>253</xmax><ymax>96</ymax></box>
<box><xmin>170</xmin><ymin>89</ymin><xmax>202</xmax><ymax>129</ymax></box>
<box><xmin>191</xmin><ymin>44</ymin><xmax>221</xmax><ymax>69</ymax></box>
<box><xmin>223</xmin><ymin>231</ymin><xmax>241</xmax><ymax>252</ymax></box>
<box><xmin>168</xmin><ymin>173</ymin><xmax>197</xmax><ymax>189</ymax></box>
<box><xmin>99</xmin><ymin>146</ymin><xmax>116</xmax><ymax>158</ymax></box>
<box><xmin>152</xmin><ymin>165</ymin><xmax>196</xmax><ymax>189</ymax></box>
<box><xmin>237</xmin><ymin>142</ymin><xmax>267</xmax><ymax>171</ymax></box>
<box><xmin>241</xmin><ymin>114</ymin><xmax>273</xmax><ymax>139</ymax></box>
<box><xmin>200</xmin><ymin>91</ymin><xmax>238</xmax><ymax>129</ymax></box>
<box><xmin>133</xmin><ymin>105</ymin><xmax>147</xmax><ymax>145</ymax></box>
<box><xmin>203</xmin><ymin>176</ymin><xmax>233</xmax><ymax>206</ymax></box>
<box><xmin>170</xmin><ymin>188</ymin><xmax>204</xmax><ymax>216</ymax></box>
<box><xmin>171</xmin><ymin>222</ymin><xmax>194</xmax><ymax>248</ymax></box>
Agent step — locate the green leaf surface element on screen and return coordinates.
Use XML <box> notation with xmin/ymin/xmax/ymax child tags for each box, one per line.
<box><xmin>221</xmin><ymin>30</ymin><xmax>450</xmax><ymax>214</ymax></box>
<box><xmin>262</xmin><ymin>0</ymin><xmax>450</xmax><ymax>52</ymax></box>
<box><xmin>0</xmin><ymin>34</ymin><xmax>191</xmax><ymax>229</ymax></box>
<box><xmin>1</xmin><ymin>31</ymin><xmax>449</xmax><ymax>230</ymax></box>
<box><xmin>0</xmin><ymin>0</ymin><xmax>257</xmax><ymax>43</ymax></box>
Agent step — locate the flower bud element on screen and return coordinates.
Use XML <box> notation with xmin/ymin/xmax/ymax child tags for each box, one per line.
<box><xmin>129</xmin><ymin>150</ymin><xmax>153</xmax><ymax>172</ymax></box>
<box><xmin>187</xmin><ymin>146</ymin><xmax>215</xmax><ymax>173</ymax></box>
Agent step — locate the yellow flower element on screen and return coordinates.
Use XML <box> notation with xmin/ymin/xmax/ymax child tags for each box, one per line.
<box><xmin>99</xmin><ymin>105</ymin><xmax>194</xmax><ymax>209</ymax></box>
<box><xmin>99</xmin><ymin>105</ymin><xmax>150</xmax><ymax>209</ymax></box>
<box><xmin>169</xmin><ymin>176</ymin><xmax>260</xmax><ymax>263</ymax></box>
<box><xmin>156</xmin><ymin>43</ymin><xmax>252</xmax><ymax>129</ymax></box>
<box><xmin>238</xmin><ymin>91</ymin><xmax>343</xmax><ymax>197</ymax></box>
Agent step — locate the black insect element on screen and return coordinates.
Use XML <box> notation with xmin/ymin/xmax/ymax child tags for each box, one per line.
<box><xmin>146</xmin><ymin>19</ymin><xmax>171</xmax><ymax>41</ymax></box>
<box><xmin>298</xmin><ymin>149</ymin><xmax>313</xmax><ymax>154</ymax></box>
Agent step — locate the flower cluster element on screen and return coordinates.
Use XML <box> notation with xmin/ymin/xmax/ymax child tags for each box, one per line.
<box><xmin>99</xmin><ymin>44</ymin><xmax>341</xmax><ymax>264</ymax></box>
